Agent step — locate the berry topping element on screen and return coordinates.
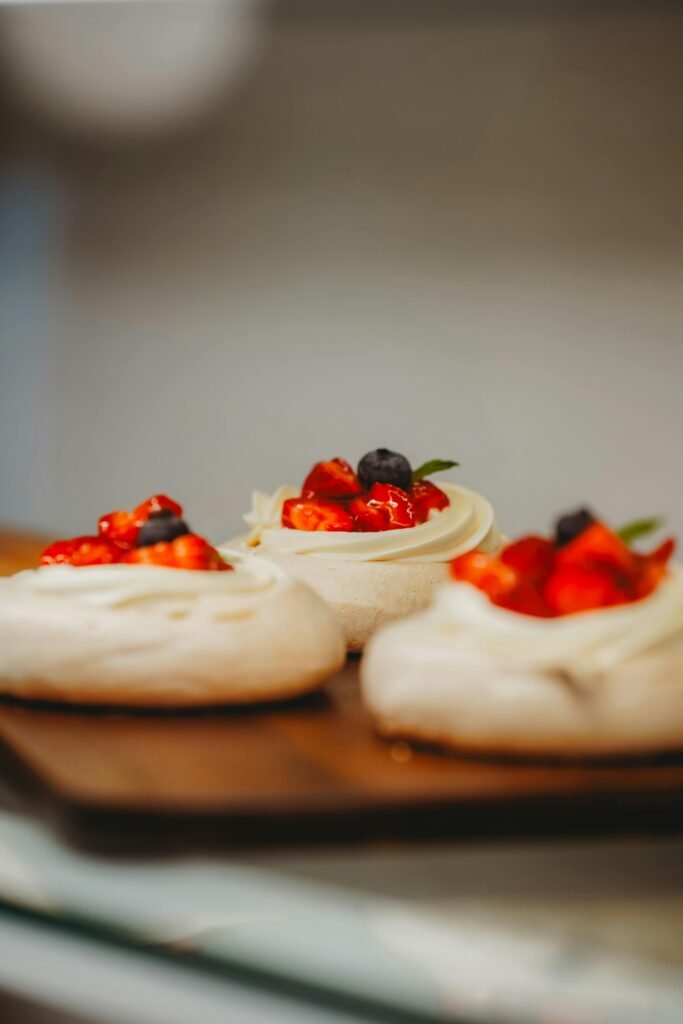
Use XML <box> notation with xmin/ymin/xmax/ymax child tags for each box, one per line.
<box><xmin>450</xmin><ymin>510</ymin><xmax>675</xmax><ymax>618</ymax></box>
<box><xmin>135</xmin><ymin>494</ymin><xmax>183</xmax><ymax>520</ymax></box>
<box><xmin>99</xmin><ymin>494</ymin><xmax>184</xmax><ymax>549</ymax></box>
<box><xmin>40</xmin><ymin>536</ymin><xmax>123</xmax><ymax>567</ymax></box>
<box><xmin>97</xmin><ymin>510</ymin><xmax>139</xmax><ymax>549</ymax></box>
<box><xmin>283</xmin><ymin>452</ymin><xmax>456</xmax><ymax>533</ymax></box>
<box><xmin>347</xmin><ymin>495</ymin><xmax>390</xmax><ymax>532</ymax></box>
<box><xmin>124</xmin><ymin>533</ymin><xmax>231</xmax><ymax>571</ymax></box>
<box><xmin>451</xmin><ymin>551</ymin><xmax>518</xmax><ymax>601</ymax></box>
<box><xmin>410</xmin><ymin>480</ymin><xmax>450</xmax><ymax>523</ymax></box>
<box><xmin>349</xmin><ymin>484</ymin><xmax>416</xmax><ymax>532</ymax></box>
<box><xmin>136</xmin><ymin>510</ymin><xmax>190</xmax><ymax>548</ymax></box>
<box><xmin>555</xmin><ymin>507</ymin><xmax>595</xmax><ymax>547</ymax></box>
<box><xmin>281</xmin><ymin>497</ymin><xmax>354</xmax><ymax>532</ymax></box>
<box><xmin>41</xmin><ymin>496</ymin><xmax>228</xmax><ymax>571</ymax></box>
<box><xmin>500</xmin><ymin>536</ymin><xmax>555</xmax><ymax>581</ymax></box>
<box><xmin>543</xmin><ymin>565</ymin><xmax>628</xmax><ymax>616</ymax></box>
<box><xmin>634</xmin><ymin>538</ymin><xmax>676</xmax><ymax>600</ymax></box>
<box><xmin>499</xmin><ymin>581</ymin><xmax>555</xmax><ymax>619</ymax></box>
<box><xmin>357</xmin><ymin>449</ymin><xmax>413</xmax><ymax>493</ymax></box>
<box><xmin>302</xmin><ymin>458</ymin><xmax>362</xmax><ymax>499</ymax></box>
<box><xmin>555</xmin><ymin>522</ymin><xmax>637</xmax><ymax>578</ymax></box>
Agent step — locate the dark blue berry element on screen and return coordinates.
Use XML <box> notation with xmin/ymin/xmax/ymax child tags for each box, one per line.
<box><xmin>555</xmin><ymin>508</ymin><xmax>595</xmax><ymax>547</ymax></box>
<box><xmin>358</xmin><ymin>448</ymin><xmax>412</xmax><ymax>493</ymax></box>
<box><xmin>136</xmin><ymin>510</ymin><xmax>190</xmax><ymax>548</ymax></box>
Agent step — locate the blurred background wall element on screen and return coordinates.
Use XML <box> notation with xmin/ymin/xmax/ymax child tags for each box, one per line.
<box><xmin>1</xmin><ymin>1</ymin><xmax>681</xmax><ymax>542</ymax></box>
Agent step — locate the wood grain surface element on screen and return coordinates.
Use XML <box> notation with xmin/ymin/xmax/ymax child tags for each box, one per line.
<box><xmin>1</xmin><ymin>528</ymin><xmax>682</xmax><ymax>853</ymax></box>
<box><xmin>0</xmin><ymin>527</ymin><xmax>51</xmax><ymax>576</ymax></box>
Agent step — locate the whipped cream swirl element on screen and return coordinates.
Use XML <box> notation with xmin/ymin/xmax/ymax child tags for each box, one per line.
<box><xmin>243</xmin><ymin>483</ymin><xmax>501</xmax><ymax>563</ymax></box>
<box><xmin>433</xmin><ymin>568</ymin><xmax>683</xmax><ymax>684</ymax></box>
<box><xmin>3</xmin><ymin>551</ymin><xmax>281</xmax><ymax>610</ymax></box>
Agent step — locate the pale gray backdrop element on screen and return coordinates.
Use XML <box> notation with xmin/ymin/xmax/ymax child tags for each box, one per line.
<box><xmin>1</xmin><ymin>3</ymin><xmax>681</xmax><ymax>544</ymax></box>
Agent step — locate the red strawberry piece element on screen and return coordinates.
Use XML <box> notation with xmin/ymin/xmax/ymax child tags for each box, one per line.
<box><xmin>302</xmin><ymin>459</ymin><xmax>362</xmax><ymax>499</ymax></box>
<box><xmin>410</xmin><ymin>480</ymin><xmax>450</xmax><ymax>524</ymax></box>
<box><xmin>123</xmin><ymin>541</ymin><xmax>177</xmax><ymax>567</ymax></box>
<box><xmin>124</xmin><ymin>533</ymin><xmax>231</xmax><ymax>571</ymax></box>
<box><xmin>348</xmin><ymin>494</ymin><xmax>389</xmax><ymax>532</ymax></box>
<box><xmin>361</xmin><ymin>483</ymin><xmax>416</xmax><ymax>531</ymax></box>
<box><xmin>452</xmin><ymin>550</ymin><xmax>555</xmax><ymax>616</ymax></box>
<box><xmin>450</xmin><ymin>551</ymin><xmax>519</xmax><ymax>601</ymax></box>
<box><xmin>282</xmin><ymin>497</ymin><xmax>354</xmax><ymax>532</ymax></box>
<box><xmin>501</xmin><ymin>536</ymin><xmax>555</xmax><ymax>582</ymax></box>
<box><xmin>634</xmin><ymin>537</ymin><xmax>676</xmax><ymax>599</ymax></box>
<box><xmin>170</xmin><ymin>534</ymin><xmax>230</xmax><ymax>570</ymax></box>
<box><xmin>555</xmin><ymin>522</ymin><xmax>637</xmax><ymax>578</ymax></box>
<box><xmin>544</xmin><ymin>565</ymin><xmax>628</xmax><ymax>615</ymax></box>
<box><xmin>40</xmin><ymin>538</ymin><xmax>83</xmax><ymax>565</ymax></box>
<box><xmin>99</xmin><ymin>495</ymin><xmax>183</xmax><ymax>549</ymax></box>
<box><xmin>98</xmin><ymin>509</ymin><xmax>139</xmax><ymax>548</ymax></box>
<box><xmin>40</xmin><ymin>535</ymin><xmax>122</xmax><ymax>567</ymax></box>
<box><xmin>134</xmin><ymin>494</ymin><xmax>183</xmax><ymax>520</ymax></box>
<box><xmin>648</xmin><ymin>537</ymin><xmax>676</xmax><ymax>567</ymax></box>
<box><xmin>496</xmin><ymin>581</ymin><xmax>556</xmax><ymax>618</ymax></box>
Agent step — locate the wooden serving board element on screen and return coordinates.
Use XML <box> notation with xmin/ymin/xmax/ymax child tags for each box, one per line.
<box><xmin>1</xmin><ymin>529</ymin><xmax>682</xmax><ymax>853</ymax></box>
<box><xmin>1</xmin><ymin>663</ymin><xmax>683</xmax><ymax>853</ymax></box>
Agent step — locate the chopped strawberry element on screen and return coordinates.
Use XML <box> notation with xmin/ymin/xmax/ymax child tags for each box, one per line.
<box><xmin>497</xmin><ymin>581</ymin><xmax>555</xmax><ymax>618</ymax></box>
<box><xmin>348</xmin><ymin>494</ymin><xmax>390</xmax><ymax>532</ymax></box>
<box><xmin>648</xmin><ymin>537</ymin><xmax>676</xmax><ymax>567</ymax></box>
<box><xmin>98</xmin><ymin>509</ymin><xmax>139</xmax><ymax>548</ymax></box>
<box><xmin>99</xmin><ymin>495</ymin><xmax>183</xmax><ymax>549</ymax></box>
<box><xmin>123</xmin><ymin>541</ymin><xmax>177</xmax><ymax>568</ymax></box>
<box><xmin>410</xmin><ymin>480</ymin><xmax>450</xmax><ymax>523</ymax></box>
<box><xmin>134</xmin><ymin>494</ymin><xmax>183</xmax><ymax>520</ymax></box>
<box><xmin>555</xmin><ymin>522</ymin><xmax>636</xmax><ymax>578</ymax></box>
<box><xmin>42</xmin><ymin>495</ymin><xmax>227</xmax><ymax>572</ymax></box>
<box><xmin>124</xmin><ymin>533</ymin><xmax>231</xmax><ymax>571</ymax></box>
<box><xmin>452</xmin><ymin>550</ymin><xmax>554</xmax><ymax>616</ymax></box>
<box><xmin>634</xmin><ymin>538</ymin><xmax>676</xmax><ymax>599</ymax></box>
<box><xmin>451</xmin><ymin>508</ymin><xmax>675</xmax><ymax>618</ymax></box>
<box><xmin>282</xmin><ymin>497</ymin><xmax>354</xmax><ymax>532</ymax></box>
<box><xmin>40</xmin><ymin>538</ymin><xmax>84</xmax><ymax>566</ymax></box>
<box><xmin>544</xmin><ymin>565</ymin><xmax>628</xmax><ymax>616</ymax></box>
<box><xmin>302</xmin><ymin>459</ymin><xmax>362</xmax><ymax>499</ymax></box>
<box><xmin>361</xmin><ymin>483</ymin><xmax>416</xmax><ymax>531</ymax></box>
<box><xmin>172</xmin><ymin>534</ymin><xmax>230</xmax><ymax>571</ymax></box>
<box><xmin>501</xmin><ymin>536</ymin><xmax>555</xmax><ymax>582</ymax></box>
<box><xmin>40</xmin><ymin>535</ymin><xmax>123</xmax><ymax>567</ymax></box>
<box><xmin>350</xmin><ymin>484</ymin><xmax>417</xmax><ymax>532</ymax></box>
<box><xmin>451</xmin><ymin>551</ymin><xmax>519</xmax><ymax>601</ymax></box>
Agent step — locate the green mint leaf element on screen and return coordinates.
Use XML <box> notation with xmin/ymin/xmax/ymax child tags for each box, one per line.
<box><xmin>412</xmin><ymin>459</ymin><xmax>459</xmax><ymax>482</ymax></box>
<box><xmin>616</xmin><ymin>516</ymin><xmax>665</xmax><ymax>546</ymax></box>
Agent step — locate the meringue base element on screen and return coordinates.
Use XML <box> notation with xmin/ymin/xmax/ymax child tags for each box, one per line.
<box><xmin>0</xmin><ymin>578</ymin><xmax>345</xmax><ymax>707</ymax></box>
<box><xmin>241</xmin><ymin>550</ymin><xmax>449</xmax><ymax>651</ymax></box>
<box><xmin>361</xmin><ymin>616</ymin><xmax>683</xmax><ymax>757</ymax></box>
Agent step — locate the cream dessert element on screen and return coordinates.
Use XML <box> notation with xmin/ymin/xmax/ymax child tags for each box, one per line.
<box><xmin>234</xmin><ymin>450</ymin><xmax>502</xmax><ymax>651</ymax></box>
<box><xmin>0</xmin><ymin>495</ymin><xmax>344</xmax><ymax>706</ymax></box>
<box><xmin>362</xmin><ymin>509</ymin><xmax>683</xmax><ymax>757</ymax></box>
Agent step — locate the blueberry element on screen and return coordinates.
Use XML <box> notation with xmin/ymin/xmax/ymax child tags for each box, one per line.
<box><xmin>136</xmin><ymin>510</ymin><xmax>190</xmax><ymax>548</ymax></box>
<box><xmin>358</xmin><ymin>448</ymin><xmax>412</xmax><ymax>493</ymax></box>
<box><xmin>555</xmin><ymin>508</ymin><xmax>595</xmax><ymax>547</ymax></box>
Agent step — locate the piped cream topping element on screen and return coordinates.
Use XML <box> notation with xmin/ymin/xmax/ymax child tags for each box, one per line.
<box><xmin>432</xmin><ymin>568</ymin><xmax>683</xmax><ymax>683</ymax></box>
<box><xmin>2</xmin><ymin>551</ymin><xmax>281</xmax><ymax>609</ymax></box>
<box><xmin>243</xmin><ymin>482</ymin><xmax>501</xmax><ymax>563</ymax></box>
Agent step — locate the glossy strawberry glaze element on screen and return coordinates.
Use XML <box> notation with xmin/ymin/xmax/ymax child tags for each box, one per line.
<box><xmin>40</xmin><ymin>496</ymin><xmax>230</xmax><ymax>572</ymax></box>
<box><xmin>451</xmin><ymin>521</ymin><xmax>675</xmax><ymax>618</ymax></box>
<box><xmin>282</xmin><ymin>458</ymin><xmax>450</xmax><ymax>534</ymax></box>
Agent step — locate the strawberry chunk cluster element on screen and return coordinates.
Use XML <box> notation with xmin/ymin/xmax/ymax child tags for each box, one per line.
<box><xmin>40</xmin><ymin>495</ymin><xmax>231</xmax><ymax>572</ymax></box>
<box><xmin>451</xmin><ymin>516</ymin><xmax>675</xmax><ymax>617</ymax></box>
<box><xmin>281</xmin><ymin>458</ymin><xmax>450</xmax><ymax>533</ymax></box>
